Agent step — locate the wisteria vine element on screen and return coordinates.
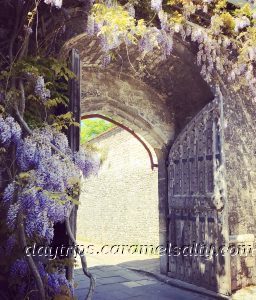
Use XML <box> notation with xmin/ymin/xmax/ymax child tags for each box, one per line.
<box><xmin>0</xmin><ymin>114</ymin><xmax>99</xmax><ymax>299</ymax></box>
<box><xmin>0</xmin><ymin>1</ymin><xmax>101</xmax><ymax>299</ymax></box>
<box><xmin>86</xmin><ymin>0</ymin><xmax>256</xmax><ymax>99</ymax></box>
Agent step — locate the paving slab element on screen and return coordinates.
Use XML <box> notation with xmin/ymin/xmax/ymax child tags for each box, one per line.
<box><xmin>96</xmin><ymin>276</ymin><xmax>128</xmax><ymax>285</ymax></box>
<box><xmin>75</xmin><ymin>279</ymin><xmax>91</xmax><ymax>290</ymax></box>
<box><xmin>74</xmin><ymin>267</ymin><xmax>212</xmax><ymax>300</ymax></box>
<box><xmin>121</xmin><ymin>281</ymin><xmax>145</xmax><ymax>288</ymax></box>
<box><xmin>134</xmin><ymin>279</ymin><xmax>159</xmax><ymax>286</ymax></box>
<box><xmin>74</xmin><ymin>242</ymin><xmax>215</xmax><ymax>300</ymax></box>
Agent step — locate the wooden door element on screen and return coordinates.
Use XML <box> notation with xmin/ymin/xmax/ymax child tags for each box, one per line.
<box><xmin>167</xmin><ymin>96</ymin><xmax>230</xmax><ymax>295</ymax></box>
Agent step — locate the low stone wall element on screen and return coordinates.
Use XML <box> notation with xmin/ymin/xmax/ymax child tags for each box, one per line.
<box><xmin>77</xmin><ymin>127</ymin><xmax>159</xmax><ymax>246</ymax></box>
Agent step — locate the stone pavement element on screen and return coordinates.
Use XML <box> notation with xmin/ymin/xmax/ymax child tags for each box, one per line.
<box><xmin>73</xmin><ymin>241</ymin><xmax>256</xmax><ymax>300</ymax></box>
<box><xmin>74</xmin><ymin>249</ymin><xmax>214</xmax><ymax>300</ymax></box>
<box><xmin>74</xmin><ymin>264</ymin><xmax>213</xmax><ymax>300</ymax></box>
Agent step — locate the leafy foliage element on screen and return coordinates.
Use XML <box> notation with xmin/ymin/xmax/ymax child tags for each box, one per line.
<box><xmin>80</xmin><ymin>118</ymin><xmax>115</xmax><ymax>144</ymax></box>
<box><xmin>88</xmin><ymin>0</ymin><xmax>256</xmax><ymax>97</ymax></box>
<box><xmin>1</xmin><ymin>56</ymin><xmax>75</xmax><ymax>129</ymax></box>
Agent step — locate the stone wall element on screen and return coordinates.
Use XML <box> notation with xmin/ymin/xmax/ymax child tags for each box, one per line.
<box><xmin>221</xmin><ymin>86</ymin><xmax>256</xmax><ymax>291</ymax></box>
<box><xmin>77</xmin><ymin>127</ymin><xmax>159</xmax><ymax>246</ymax></box>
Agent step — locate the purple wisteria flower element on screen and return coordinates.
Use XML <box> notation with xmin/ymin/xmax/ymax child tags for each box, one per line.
<box><xmin>158</xmin><ymin>10</ymin><xmax>168</xmax><ymax>30</ymax></box>
<box><xmin>102</xmin><ymin>54</ymin><xmax>111</xmax><ymax>67</ymax></box>
<box><xmin>87</xmin><ymin>15</ymin><xmax>96</xmax><ymax>36</ymax></box>
<box><xmin>234</xmin><ymin>16</ymin><xmax>250</xmax><ymax>32</ymax></box>
<box><xmin>151</xmin><ymin>0</ymin><xmax>162</xmax><ymax>12</ymax></box>
<box><xmin>16</xmin><ymin>137</ymin><xmax>37</xmax><ymax>171</ymax></box>
<box><xmin>19</xmin><ymin>187</ymin><xmax>38</xmax><ymax>210</ymax></box>
<box><xmin>16</xmin><ymin>131</ymin><xmax>52</xmax><ymax>171</ymax></box>
<box><xmin>34</xmin><ymin>76</ymin><xmax>51</xmax><ymax>101</ymax></box>
<box><xmin>3</xmin><ymin>182</ymin><xmax>16</xmax><ymax>203</ymax></box>
<box><xmin>47</xmin><ymin>272</ymin><xmax>74</xmax><ymax>297</ymax></box>
<box><xmin>2</xmin><ymin>121</ymin><xmax>100</xmax><ymax>298</ymax></box>
<box><xmin>248</xmin><ymin>47</ymin><xmax>256</xmax><ymax>61</ymax></box>
<box><xmin>5</xmin><ymin>116</ymin><xmax>22</xmax><ymax>144</ymax></box>
<box><xmin>6</xmin><ymin>202</ymin><xmax>20</xmax><ymax>230</ymax></box>
<box><xmin>105</xmin><ymin>0</ymin><xmax>113</xmax><ymax>8</ymax></box>
<box><xmin>25</xmin><ymin>207</ymin><xmax>53</xmax><ymax>242</ymax></box>
<box><xmin>52</xmin><ymin>131</ymin><xmax>69</xmax><ymax>154</ymax></box>
<box><xmin>36</xmin><ymin>155</ymin><xmax>69</xmax><ymax>192</ymax></box>
<box><xmin>6</xmin><ymin>235</ymin><xmax>16</xmax><ymax>252</ymax></box>
<box><xmin>38</xmin><ymin>262</ymin><xmax>73</xmax><ymax>297</ymax></box>
<box><xmin>38</xmin><ymin>191</ymin><xmax>71</xmax><ymax>223</ymax></box>
<box><xmin>44</xmin><ymin>0</ymin><xmax>62</xmax><ymax>8</ymax></box>
<box><xmin>139</xmin><ymin>35</ymin><xmax>154</xmax><ymax>53</ymax></box>
<box><xmin>127</xmin><ymin>4</ymin><xmax>135</xmax><ymax>17</ymax></box>
<box><xmin>35</xmin><ymin>126</ymin><xmax>54</xmax><ymax>143</ymax></box>
<box><xmin>74</xmin><ymin>149</ymin><xmax>100</xmax><ymax>177</ymax></box>
<box><xmin>0</xmin><ymin>116</ymin><xmax>11</xmax><ymax>146</ymax></box>
<box><xmin>10</xmin><ymin>259</ymin><xmax>29</xmax><ymax>278</ymax></box>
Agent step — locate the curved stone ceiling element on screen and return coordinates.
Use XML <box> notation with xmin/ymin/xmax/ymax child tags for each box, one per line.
<box><xmin>61</xmin><ymin>33</ymin><xmax>213</xmax><ymax>149</ymax></box>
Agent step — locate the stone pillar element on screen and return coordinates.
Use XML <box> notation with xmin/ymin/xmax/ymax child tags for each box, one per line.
<box><xmin>155</xmin><ymin>147</ymin><xmax>169</xmax><ymax>274</ymax></box>
<box><xmin>221</xmin><ymin>86</ymin><xmax>256</xmax><ymax>292</ymax></box>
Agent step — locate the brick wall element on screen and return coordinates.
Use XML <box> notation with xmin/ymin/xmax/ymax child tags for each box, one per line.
<box><xmin>77</xmin><ymin>127</ymin><xmax>159</xmax><ymax>246</ymax></box>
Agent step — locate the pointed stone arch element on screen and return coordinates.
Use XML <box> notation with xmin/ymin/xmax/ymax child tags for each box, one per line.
<box><xmin>60</xmin><ymin>32</ymin><xmax>215</xmax><ymax>277</ymax></box>
<box><xmin>60</xmin><ymin>33</ymin><xmax>214</xmax><ymax>142</ymax></box>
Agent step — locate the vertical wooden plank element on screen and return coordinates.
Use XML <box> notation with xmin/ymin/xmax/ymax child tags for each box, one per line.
<box><xmin>68</xmin><ymin>48</ymin><xmax>81</xmax><ymax>154</ymax></box>
<box><xmin>67</xmin><ymin>48</ymin><xmax>81</xmax><ymax>281</ymax></box>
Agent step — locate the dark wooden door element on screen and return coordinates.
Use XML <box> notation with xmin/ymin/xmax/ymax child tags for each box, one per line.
<box><xmin>167</xmin><ymin>96</ymin><xmax>231</xmax><ymax>295</ymax></box>
<box><xmin>67</xmin><ymin>48</ymin><xmax>81</xmax><ymax>280</ymax></box>
<box><xmin>68</xmin><ymin>48</ymin><xmax>81</xmax><ymax>154</ymax></box>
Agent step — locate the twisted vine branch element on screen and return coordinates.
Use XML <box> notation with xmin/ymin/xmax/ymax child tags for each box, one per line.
<box><xmin>18</xmin><ymin>79</ymin><xmax>26</xmax><ymax>117</ymax></box>
<box><xmin>17</xmin><ymin>213</ymin><xmax>46</xmax><ymax>300</ymax></box>
<box><xmin>65</xmin><ymin>213</ymin><xmax>96</xmax><ymax>300</ymax></box>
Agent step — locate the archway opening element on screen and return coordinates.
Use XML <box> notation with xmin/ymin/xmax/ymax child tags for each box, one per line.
<box><xmin>76</xmin><ymin>115</ymin><xmax>161</xmax><ymax>272</ymax></box>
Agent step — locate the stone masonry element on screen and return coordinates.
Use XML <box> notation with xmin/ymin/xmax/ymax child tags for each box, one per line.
<box><xmin>77</xmin><ymin>127</ymin><xmax>160</xmax><ymax>246</ymax></box>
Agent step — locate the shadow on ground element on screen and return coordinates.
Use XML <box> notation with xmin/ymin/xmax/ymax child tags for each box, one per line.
<box><xmin>74</xmin><ymin>258</ymin><xmax>213</xmax><ymax>300</ymax></box>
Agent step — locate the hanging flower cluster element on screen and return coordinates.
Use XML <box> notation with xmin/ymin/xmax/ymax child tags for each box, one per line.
<box><xmin>151</xmin><ymin>0</ymin><xmax>162</xmax><ymax>12</ymax></box>
<box><xmin>34</xmin><ymin>76</ymin><xmax>51</xmax><ymax>101</ymax></box>
<box><xmin>38</xmin><ymin>263</ymin><xmax>73</xmax><ymax>298</ymax></box>
<box><xmin>86</xmin><ymin>0</ymin><xmax>256</xmax><ymax>100</ymax></box>
<box><xmin>9</xmin><ymin>259</ymin><xmax>74</xmax><ymax>298</ymax></box>
<box><xmin>0</xmin><ymin>116</ymin><xmax>22</xmax><ymax>146</ymax></box>
<box><xmin>86</xmin><ymin>2</ymin><xmax>148</xmax><ymax>65</ymax></box>
<box><xmin>44</xmin><ymin>0</ymin><xmax>63</xmax><ymax>8</ymax></box>
<box><xmin>0</xmin><ymin>115</ymin><xmax>100</xmax><ymax>298</ymax></box>
<box><xmin>2</xmin><ymin>121</ymin><xmax>99</xmax><ymax>241</ymax></box>
<box><xmin>74</xmin><ymin>149</ymin><xmax>100</xmax><ymax>177</ymax></box>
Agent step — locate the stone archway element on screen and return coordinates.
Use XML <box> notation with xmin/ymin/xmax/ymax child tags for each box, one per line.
<box><xmin>57</xmin><ymin>12</ymin><xmax>256</xmax><ymax>293</ymax></box>
<box><xmin>61</xmin><ymin>33</ymin><xmax>215</xmax><ymax>277</ymax></box>
<box><xmin>79</xmin><ymin>99</ymin><xmax>170</xmax><ymax>274</ymax></box>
